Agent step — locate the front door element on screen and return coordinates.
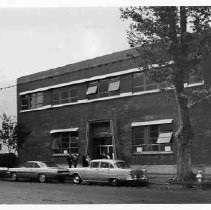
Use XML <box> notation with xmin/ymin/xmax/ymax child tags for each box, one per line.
<box><xmin>92</xmin><ymin>137</ymin><xmax>113</xmax><ymax>159</ymax></box>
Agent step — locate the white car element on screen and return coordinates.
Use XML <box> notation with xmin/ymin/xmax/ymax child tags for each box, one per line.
<box><xmin>9</xmin><ymin>161</ymin><xmax>69</xmax><ymax>183</ymax></box>
<box><xmin>69</xmin><ymin>159</ymin><xmax>148</xmax><ymax>186</ymax></box>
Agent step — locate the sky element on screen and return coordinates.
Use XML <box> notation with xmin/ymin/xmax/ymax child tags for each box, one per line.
<box><xmin>0</xmin><ymin>0</ymin><xmax>209</xmax><ymax>117</ymax></box>
<box><xmin>0</xmin><ymin>6</ymin><xmax>131</xmax><ymax>116</ymax></box>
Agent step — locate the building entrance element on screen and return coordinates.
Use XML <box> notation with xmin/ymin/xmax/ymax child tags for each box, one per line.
<box><xmin>88</xmin><ymin>121</ymin><xmax>114</xmax><ymax>159</ymax></box>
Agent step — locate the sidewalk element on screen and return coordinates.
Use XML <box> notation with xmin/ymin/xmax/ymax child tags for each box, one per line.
<box><xmin>147</xmin><ymin>172</ymin><xmax>211</xmax><ymax>189</ymax></box>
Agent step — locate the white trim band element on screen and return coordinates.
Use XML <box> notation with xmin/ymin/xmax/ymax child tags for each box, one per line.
<box><xmin>131</xmin><ymin>119</ymin><xmax>173</xmax><ymax>127</ymax></box>
<box><xmin>50</xmin><ymin>128</ymin><xmax>79</xmax><ymax>134</ymax></box>
<box><xmin>19</xmin><ymin>68</ymin><xmax>142</xmax><ymax>95</ymax></box>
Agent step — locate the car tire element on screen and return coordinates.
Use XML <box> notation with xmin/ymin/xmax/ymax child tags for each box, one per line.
<box><xmin>11</xmin><ymin>173</ymin><xmax>18</xmax><ymax>181</ymax></box>
<box><xmin>109</xmin><ymin>178</ymin><xmax>119</xmax><ymax>187</ymax></box>
<box><xmin>72</xmin><ymin>174</ymin><xmax>82</xmax><ymax>184</ymax></box>
<box><xmin>38</xmin><ymin>174</ymin><xmax>47</xmax><ymax>183</ymax></box>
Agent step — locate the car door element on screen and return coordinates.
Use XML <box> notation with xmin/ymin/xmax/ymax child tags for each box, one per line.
<box><xmin>30</xmin><ymin>162</ymin><xmax>41</xmax><ymax>179</ymax></box>
<box><xmin>98</xmin><ymin>162</ymin><xmax>111</xmax><ymax>182</ymax></box>
<box><xmin>85</xmin><ymin>161</ymin><xmax>100</xmax><ymax>181</ymax></box>
<box><xmin>18</xmin><ymin>162</ymin><xmax>34</xmax><ymax>178</ymax></box>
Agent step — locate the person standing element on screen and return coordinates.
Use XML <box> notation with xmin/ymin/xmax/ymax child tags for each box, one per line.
<box><xmin>67</xmin><ymin>155</ymin><xmax>73</xmax><ymax>168</ymax></box>
<box><xmin>72</xmin><ymin>153</ymin><xmax>79</xmax><ymax>168</ymax></box>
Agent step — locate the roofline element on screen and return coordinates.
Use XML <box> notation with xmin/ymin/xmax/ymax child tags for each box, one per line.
<box><xmin>17</xmin><ymin>47</ymin><xmax>141</xmax><ymax>85</ymax></box>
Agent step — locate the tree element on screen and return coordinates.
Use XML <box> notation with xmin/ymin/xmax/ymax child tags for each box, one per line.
<box><xmin>120</xmin><ymin>6</ymin><xmax>211</xmax><ymax>181</ymax></box>
<box><xmin>0</xmin><ymin>113</ymin><xmax>30</xmax><ymax>154</ymax></box>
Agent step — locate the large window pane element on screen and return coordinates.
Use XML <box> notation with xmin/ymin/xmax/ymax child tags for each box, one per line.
<box><xmin>61</xmin><ymin>91</ymin><xmax>69</xmax><ymax>103</ymax></box>
<box><xmin>86</xmin><ymin>82</ymin><xmax>98</xmax><ymax>95</ymax></box>
<box><xmin>108</xmin><ymin>77</ymin><xmax>120</xmax><ymax>92</ymax></box>
<box><xmin>29</xmin><ymin>93</ymin><xmax>37</xmax><ymax>109</ymax></box>
<box><xmin>98</xmin><ymin>79</ymin><xmax>109</xmax><ymax>97</ymax></box>
<box><xmin>37</xmin><ymin>92</ymin><xmax>44</xmax><ymax>107</ymax></box>
<box><xmin>70</xmin><ymin>88</ymin><xmax>78</xmax><ymax>102</ymax></box>
<box><xmin>133</xmin><ymin>73</ymin><xmax>145</xmax><ymax>92</ymax></box>
<box><xmin>52</xmin><ymin>92</ymin><xmax>60</xmax><ymax>105</ymax></box>
<box><xmin>21</xmin><ymin>95</ymin><xmax>29</xmax><ymax>110</ymax></box>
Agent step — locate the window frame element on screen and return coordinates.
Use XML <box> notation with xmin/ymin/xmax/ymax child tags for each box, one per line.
<box><xmin>132</xmin><ymin>72</ymin><xmax>159</xmax><ymax>93</ymax></box>
<box><xmin>52</xmin><ymin>131</ymin><xmax>79</xmax><ymax>154</ymax></box>
<box><xmin>132</xmin><ymin>123</ymin><xmax>173</xmax><ymax>154</ymax></box>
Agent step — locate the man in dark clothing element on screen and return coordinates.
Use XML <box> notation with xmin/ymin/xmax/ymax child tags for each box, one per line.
<box><xmin>67</xmin><ymin>155</ymin><xmax>73</xmax><ymax>168</ymax></box>
<box><xmin>72</xmin><ymin>153</ymin><xmax>79</xmax><ymax>168</ymax></box>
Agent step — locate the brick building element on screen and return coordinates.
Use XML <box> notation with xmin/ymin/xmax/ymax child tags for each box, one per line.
<box><xmin>17</xmin><ymin>48</ymin><xmax>211</xmax><ymax>172</ymax></box>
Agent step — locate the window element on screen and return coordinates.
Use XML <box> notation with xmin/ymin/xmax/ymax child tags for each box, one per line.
<box><xmin>61</xmin><ymin>91</ymin><xmax>69</xmax><ymax>104</ymax></box>
<box><xmin>133</xmin><ymin>73</ymin><xmax>145</xmax><ymax>92</ymax></box>
<box><xmin>22</xmin><ymin>162</ymin><xmax>34</xmax><ymax>168</ymax></box>
<box><xmin>98</xmin><ymin>79</ymin><xmax>109</xmax><ymax>97</ymax></box>
<box><xmin>52</xmin><ymin>131</ymin><xmax>79</xmax><ymax>154</ymax></box>
<box><xmin>100</xmin><ymin>162</ymin><xmax>110</xmax><ymax>168</ymax></box>
<box><xmin>132</xmin><ymin>72</ymin><xmax>158</xmax><ymax>92</ymax></box>
<box><xmin>132</xmin><ymin>122</ymin><xmax>173</xmax><ymax>153</ymax></box>
<box><xmin>86</xmin><ymin>77</ymin><xmax>120</xmax><ymax>100</ymax></box>
<box><xmin>108</xmin><ymin>77</ymin><xmax>120</xmax><ymax>96</ymax></box>
<box><xmin>90</xmin><ymin>162</ymin><xmax>100</xmax><ymax>168</ymax></box>
<box><xmin>86</xmin><ymin>82</ymin><xmax>98</xmax><ymax>95</ymax></box>
<box><xmin>21</xmin><ymin>92</ymin><xmax>44</xmax><ymax>110</ymax></box>
<box><xmin>36</xmin><ymin>92</ymin><xmax>44</xmax><ymax>107</ymax></box>
<box><xmin>52</xmin><ymin>86</ymin><xmax>78</xmax><ymax>105</ymax></box>
<box><xmin>69</xmin><ymin>88</ymin><xmax>78</xmax><ymax>102</ymax></box>
<box><xmin>0</xmin><ymin>144</ymin><xmax>2</xmax><ymax>151</ymax></box>
<box><xmin>52</xmin><ymin>92</ymin><xmax>60</xmax><ymax>105</ymax></box>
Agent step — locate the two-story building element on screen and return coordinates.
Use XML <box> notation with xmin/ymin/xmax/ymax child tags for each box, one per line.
<box><xmin>17</xmin><ymin>47</ymin><xmax>211</xmax><ymax>173</ymax></box>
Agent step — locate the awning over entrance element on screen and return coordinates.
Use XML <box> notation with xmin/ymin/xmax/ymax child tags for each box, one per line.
<box><xmin>156</xmin><ymin>132</ymin><xmax>173</xmax><ymax>144</ymax></box>
<box><xmin>50</xmin><ymin>128</ymin><xmax>79</xmax><ymax>134</ymax></box>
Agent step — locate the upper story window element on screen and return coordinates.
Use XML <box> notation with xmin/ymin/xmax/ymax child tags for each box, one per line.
<box><xmin>86</xmin><ymin>77</ymin><xmax>120</xmax><ymax>100</ymax></box>
<box><xmin>52</xmin><ymin>86</ymin><xmax>78</xmax><ymax>105</ymax></box>
<box><xmin>132</xmin><ymin>72</ymin><xmax>158</xmax><ymax>93</ymax></box>
<box><xmin>132</xmin><ymin>121</ymin><xmax>173</xmax><ymax>154</ymax></box>
<box><xmin>98</xmin><ymin>79</ymin><xmax>109</xmax><ymax>97</ymax></box>
<box><xmin>21</xmin><ymin>92</ymin><xmax>44</xmax><ymax>110</ymax></box>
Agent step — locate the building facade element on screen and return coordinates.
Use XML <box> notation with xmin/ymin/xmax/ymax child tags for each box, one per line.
<box><xmin>17</xmin><ymin>48</ymin><xmax>211</xmax><ymax>171</ymax></box>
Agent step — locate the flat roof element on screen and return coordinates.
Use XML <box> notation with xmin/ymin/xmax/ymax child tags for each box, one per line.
<box><xmin>17</xmin><ymin>47</ymin><xmax>141</xmax><ymax>85</ymax></box>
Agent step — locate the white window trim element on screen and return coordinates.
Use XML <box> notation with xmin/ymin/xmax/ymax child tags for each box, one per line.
<box><xmin>50</xmin><ymin>128</ymin><xmax>79</xmax><ymax>134</ymax></box>
<box><xmin>131</xmin><ymin>119</ymin><xmax>173</xmax><ymax>127</ymax></box>
<box><xmin>20</xmin><ymin>81</ymin><xmax>204</xmax><ymax>113</ymax></box>
<box><xmin>19</xmin><ymin>68</ymin><xmax>142</xmax><ymax>95</ymax></box>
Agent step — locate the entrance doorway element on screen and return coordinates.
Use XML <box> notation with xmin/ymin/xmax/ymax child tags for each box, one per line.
<box><xmin>92</xmin><ymin>137</ymin><xmax>113</xmax><ymax>159</ymax></box>
<box><xmin>87</xmin><ymin>121</ymin><xmax>114</xmax><ymax>159</ymax></box>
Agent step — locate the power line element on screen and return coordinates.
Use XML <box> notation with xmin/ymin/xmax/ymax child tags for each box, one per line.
<box><xmin>0</xmin><ymin>84</ymin><xmax>16</xmax><ymax>91</ymax></box>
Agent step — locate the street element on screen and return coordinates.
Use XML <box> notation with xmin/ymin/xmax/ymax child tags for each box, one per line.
<box><xmin>0</xmin><ymin>179</ymin><xmax>211</xmax><ymax>204</ymax></box>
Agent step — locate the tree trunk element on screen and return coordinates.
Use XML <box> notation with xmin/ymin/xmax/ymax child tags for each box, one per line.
<box><xmin>174</xmin><ymin>88</ymin><xmax>195</xmax><ymax>181</ymax></box>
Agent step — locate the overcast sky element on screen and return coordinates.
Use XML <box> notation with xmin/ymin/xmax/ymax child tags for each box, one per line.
<box><xmin>0</xmin><ymin>0</ymin><xmax>207</xmax><ymax>117</ymax></box>
<box><xmin>0</xmin><ymin>7</ymin><xmax>130</xmax><ymax>116</ymax></box>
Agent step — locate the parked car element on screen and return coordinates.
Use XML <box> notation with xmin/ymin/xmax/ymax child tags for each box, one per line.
<box><xmin>69</xmin><ymin>159</ymin><xmax>148</xmax><ymax>186</ymax></box>
<box><xmin>8</xmin><ymin>161</ymin><xmax>69</xmax><ymax>183</ymax></box>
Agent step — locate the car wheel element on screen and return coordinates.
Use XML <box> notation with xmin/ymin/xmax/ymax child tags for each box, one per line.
<box><xmin>38</xmin><ymin>174</ymin><xmax>47</xmax><ymax>183</ymax></box>
<box><xmin>72</xmin><ymin>174</ymin><xmax>82</xmax><ymax>184</ymax></box>
<box><xmin>11</xmin><ymin>173</ymin><xmax>18</xmax><ymax>181</ymax></box>
<box><xmin>109</xmin><ymin>178</ymin><xmax>119</xmax><ymax>187</ymax></box>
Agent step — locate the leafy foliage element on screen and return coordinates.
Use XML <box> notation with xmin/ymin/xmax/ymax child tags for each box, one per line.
<box><xmin>120</xmin><ymin>6</ymin><xmax>211</xmax><ymax>87</ymax></box>
<box><xmin>120</xmin><ymin>6</ymin><xmax>211</xmax><ymax>181</ymax></box>
<box><xmin>0</xmin><ymin>113</ymin><xmax>30</xmax><ymax>153</ymax></box>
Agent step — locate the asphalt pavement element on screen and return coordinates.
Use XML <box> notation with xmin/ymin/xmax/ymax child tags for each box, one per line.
<box><xmin>0</xmin><ymin>178</ymin><xmax>211</xmax><ymax>204</ymax></box>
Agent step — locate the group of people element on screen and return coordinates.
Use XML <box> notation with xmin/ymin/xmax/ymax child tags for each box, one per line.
<box><xmin>67</xmin><ymin>152</ymin><xmax>112</xmax><ymax>168</ymax></box>
<box><xmin>67</xmin><ymin>153</ymin><xmax>79</xmax><ymax>168</ymax></box>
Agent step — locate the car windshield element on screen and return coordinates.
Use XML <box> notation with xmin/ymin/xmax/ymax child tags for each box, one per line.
<box><xmin>115</xmin><ymin>161</ymin><xmax>130</xmax><ymax>169</ymax></box>
<box><xmin>42</xmin><ymin>161</ymin><xmax>58</xmax><ymax>167</ymax></box>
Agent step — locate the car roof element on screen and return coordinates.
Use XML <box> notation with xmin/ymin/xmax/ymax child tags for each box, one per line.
<box><xmin>91</xmin><ymin>159</ymin><xmax>125</xmax><ymax>164</ymax></box>
<box><xmin>25</xmin><ymin>161</ymin><xmax>53</xmax><ymax>164</ymax></box>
